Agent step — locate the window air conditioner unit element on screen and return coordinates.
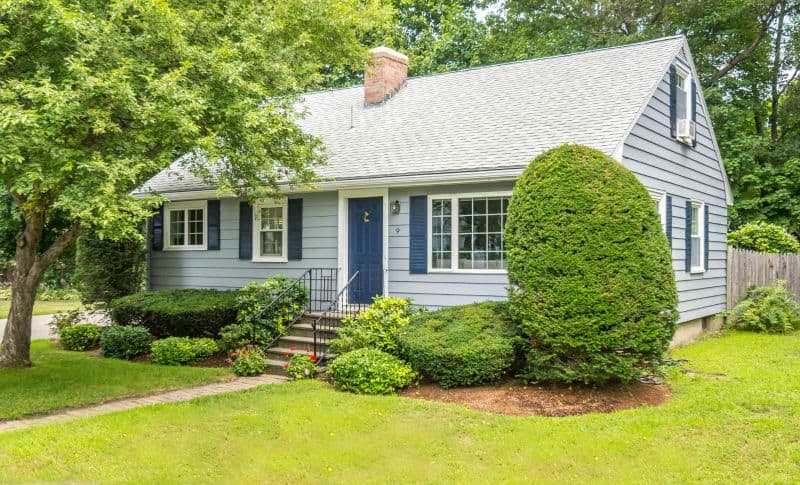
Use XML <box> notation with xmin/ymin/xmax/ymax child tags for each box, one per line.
<box><xmin>677</xmin><ymin>119</ymin><xmax>696</xmax><ymax>140</ymax></box>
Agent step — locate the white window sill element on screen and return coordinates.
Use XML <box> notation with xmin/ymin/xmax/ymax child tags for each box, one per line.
<box><xmin>427</xmin><ymin>269</ymin><xmax>508</xmax><ymax>275</ymax></box>
<box><xmin>163</xmin><ymin>246</ymin><xmax>207</xmax><ymax>251</ymax></box>
<box><xmin>690</xmin><ymin>267</ymin><xmax>706</xmax><ymax>274</ymax></box>
<box><xmin>252</xmin><ymin>256</ymin><xmax>288</xmax><ymax>263</ymax></box>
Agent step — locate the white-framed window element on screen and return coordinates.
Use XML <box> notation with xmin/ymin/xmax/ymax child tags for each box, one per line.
<box><xmin>647</xmin><ymin>189</ymin><xmax>668</xmax><ymax>232</ymax></box>
<box><xmin>676</xmin><ymin>69</ymin><xmax>691</xmax><ymax>121</ymax></box>
<box><xmin>690</xmin><ymin>201</ymin><xmax>705</xmax><ymax>273</ymax></box>
<box><xmin>164</xmin><ymin>201</ymin><xmax>207</xmax><ymax>250</ymax></box>
<box><xmin>253</xmin><ymin>199</ymin><xmax>288</xmax><ymax>262</ymax></box>
<box><xmin>429</xmin><ymin>192</ymin><xmax>511</xmax><ymax>273</ymax></box>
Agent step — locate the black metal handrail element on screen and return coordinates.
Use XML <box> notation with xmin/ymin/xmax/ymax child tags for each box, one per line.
<box><xmin>249</xmin><ymin>268</ymin><xmax>339</xmax><ymax>347</ymax></box>
<box><xmin>311</xmin><ymin>270</ymin><xmax>368</xmax><ymax>362</ymax></box>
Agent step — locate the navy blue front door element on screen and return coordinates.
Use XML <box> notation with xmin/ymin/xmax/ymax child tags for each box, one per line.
<box><xmin>348</xmin><ymin>197</ymin><xmax>383</xmax><ymax>304</ymax></box>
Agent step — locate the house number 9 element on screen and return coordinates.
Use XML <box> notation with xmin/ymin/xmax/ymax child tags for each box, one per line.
<box><xmin>363</xmin><ymin>211</ymin><xmax>370</xmax><ymax>223</ymax></box>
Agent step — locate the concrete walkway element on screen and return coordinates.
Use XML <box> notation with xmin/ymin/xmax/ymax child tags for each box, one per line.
<box><xmin>0</xmin><ymin>374</ymin><xmax>288</xmax><ymax>434</ymax></box>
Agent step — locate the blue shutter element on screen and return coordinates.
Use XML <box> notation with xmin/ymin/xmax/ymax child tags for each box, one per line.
<box><xmin>287</xmin><ymin>198</ymin><xmax>303</xmax><ymax>260</ymax></box>
<box><xmin>409</xmin><ymin>195</ymin><xmax>427</xmax><ymax>274</ymax></box>
<box><xmin>704</xmin><ymin>204</ymin><xmax>710</xmax><ymax>270</ymax></box>
<box><xmin>207</xmin><ymin>200</ymin><xmax>220</xmax><ymax>250</ymax></box>
<box><xmin>239</xmin><ymin>201</ymin><xmax>252</xmax><ymax>260</ymax></box>
<box><xmin>669</xmin><ymin>65</ymin><xmax>677</xmax><ymax>138</ymax></box>
<box><xmin>151</xmin><ymin>205</ymin><xmax>164</xmax><ymax>251</ymax></box>
<box><xmin>685</xmin><ymin>200</ymin><xmax>692</xmax><ymax>273</ymax></box>
<box><xmin>665</xmin><ymin>195</ymin><xmax>672</xmax><ymax>247</ymax></box>
<box><xmin>691</xmin><ymin>79</ymin><xmax>698</xmax><ymax>147</ymax></box>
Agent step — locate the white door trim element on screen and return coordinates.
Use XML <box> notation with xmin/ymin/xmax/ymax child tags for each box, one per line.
<box><xmin>337</xmin><ymin>188</ymin><xmax>390</xmax><ymax>298</ymax></box>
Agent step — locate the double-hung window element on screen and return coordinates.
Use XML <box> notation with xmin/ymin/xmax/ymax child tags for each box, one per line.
<box><xmin>253</xmin><ymin>199</ymin><xmax>288</xmax><ymax>262</ymax></box>
<box><xmin>430</xmin><ymin>193</ymin><xmax>510</xmax><ymax>272</ymax></box>
<box><xmin>690</xmin><ymin>201</ymin><xmax>704</xmax><ymax>272</ymax></box>
<box><xmin>164</xmin><ymin>201</ymin><xmax>207</xmax><ymax>250</ymax></box>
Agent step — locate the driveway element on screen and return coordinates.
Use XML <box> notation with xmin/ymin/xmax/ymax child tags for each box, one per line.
<box><xmin>0</xmin><ymin>312</ymin><xmax>107</xmax><ymax>341</ymax></box>
<box><xmin>0</xmin><ymin>315</ymin><xmax>57</xmax><ymax>340</ymax></box>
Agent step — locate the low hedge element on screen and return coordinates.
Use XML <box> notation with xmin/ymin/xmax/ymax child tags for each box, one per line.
<box><xmin>59</xmin><ymin>323</ymin><xmax>103</xmax><ymax>351</ymax></box>
<box><xmin>329</xmin><ymin>348</ymin><xmax>417</xmax><ymax>395</ymax></box>
<box><xmin>150</xmin><ymin>337</ymin><xmax>218</xmax><ymax>366</ymax></box>
<box><xmin>100</xmin><ymin>325</ymin><xmax>152</xmax><ymax>359</ymax></box>
<box><xmin>398</xmin><ymin>301</ymin><xmax>517</xmax><ymax>388</ymax></box>
<box><xmin>109</xmin><ymin>289</ymin><xmax>238</xmax><ymax>338</ymax></box>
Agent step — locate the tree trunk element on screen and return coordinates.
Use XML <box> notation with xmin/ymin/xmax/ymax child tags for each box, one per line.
<box><xmin>0</xmin><ymin>267</ymin><xmax>40</xmax><ymax>367</ymax></box>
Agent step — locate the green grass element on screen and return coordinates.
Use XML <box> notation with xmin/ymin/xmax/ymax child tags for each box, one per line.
<box><xmin>0</xmin><ymin>300</ymin><xmax>83</xmax><ymax>317</ymax></box>
<box><xmin>0</xmin><ymin>341</ymin><xmax>233</xmax><ymax>420</ymax></box>
<box><xmin>1</xmin><ymin>331</ymin><xmax>799</xmax><ymax>483</ymax></box>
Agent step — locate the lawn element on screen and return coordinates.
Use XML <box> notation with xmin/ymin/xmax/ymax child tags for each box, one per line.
<box><xmin>0</xmin><ymin>300</ymin><xmax>82</xmax><ymax>317</ymax></box>
<box><xmin>0</xmin><ymin>331</ymin><xmax>798</xmax><ymax>482</ymax></box>
<box><xmin>0</xmin><ymin>341</ymin><xmax>233</xmax><ymax>420</ymax></box>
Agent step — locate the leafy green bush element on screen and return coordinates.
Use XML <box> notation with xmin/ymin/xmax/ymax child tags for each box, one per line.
<box><xmin>505</xmin><ymin>144</ymin><xmax>679</xmax><ymax>386</ymax></box>
<box><xmin>286</xmin><ymin>353</ymin><xmax>317</xmax><ymax>380</ymax></box>
<box><xmin>235</xmin><ymin>276</ymin><xmax>309</xmax><ymax>343</ymax></box>
<box><xmin>50</xmin><ymin>308</ymin><xmax>84</xmax><ymax>335</ymax></box>
<box><xmin>329</xmin><ymin>348</ymin><xmax>417</xmax><ymax>395</ymax></box>
<box><xmin>398</xmin><ymin>301</ymin><xmax>517</xmax><ymax>388</ymax></box>
<box><xmin>100</xmin><ymin>325</ymin><xmax>152</xmax><ymax>359</ymax></box>
<box><xmin>728</xmin><ymin>222</ymin><xmax>800</xmax><ymax>254</ymax></box>
<box><xmin>217</xmin><ymin>323</ymin><xmax>271</xmax><ymax>354</ymax></box>
<box><xmin>150</xmin><ymin>337</ymin><xmax>218</xmax><ymax>366</ymax></box>
<box><xmin>329</xmin><ymin>296</ymin><xmax>414</xmax><ymax>355</ymax></box>
<box><xmin>726</xmin><ymin>280</ymin><xmax>800</xmax><ymax>333</ymax></box>
<box><xmin>75</xmin><ymin>229</ymin><xmax>146</xmax><ymax>305</ymax></box>
<box><xmin>59</xmin><ymin>324</ymin><xmax>102</xmax><ymax>351</ymax></box>
<box><xmin>0</xmin><ymin>286</ymin><xmax>80</xmax><ymax>301</ymax></box>
<box><xmin>228</xmin><ymin>345</ymin><xmax>267</xmax><ymax>376</ymax></box>
<box><xmin>109</xmin><ymin>289</ymin><xmax>238</xmax><ymax>338</ymax></box>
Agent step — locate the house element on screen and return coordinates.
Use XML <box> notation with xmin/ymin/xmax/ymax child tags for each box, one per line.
<box><xmin>137</xmin><ymin>36</ymin><xmax>731</xmax><ymax>342</ymax></box>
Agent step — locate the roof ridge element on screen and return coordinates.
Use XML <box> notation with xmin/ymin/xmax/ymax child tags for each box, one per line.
<box><xmin>302</xmin><ymin>35</ymin><xmax>685</xmax><ymax>98</ymax></box>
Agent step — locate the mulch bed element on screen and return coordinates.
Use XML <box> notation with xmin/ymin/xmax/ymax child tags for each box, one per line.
<box><xmin>399</xmin><ymin>379</ymin><xmax>670</xmax><ymax>417</ymax></box>
<box><xmin>189</xmin><ymin>351</ymin><xmax>230</xmax><ymax>368</ymax></box>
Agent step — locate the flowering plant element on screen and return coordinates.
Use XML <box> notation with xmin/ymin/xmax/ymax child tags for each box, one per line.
<box><xmin>286</xmin><ymin>352</ymin><xmax>317</xmax><ymax>380</ymax></box>
<box><xmin>229</xmin><ymin>345</ymin><xmax>267</xmax><ymax>376</ymax></box>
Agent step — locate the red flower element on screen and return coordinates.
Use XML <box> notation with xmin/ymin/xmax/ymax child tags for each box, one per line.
<box><xmin>284</xmin><ymin>352</ymin><xmax>289</xmax><ymax>357</ymax></box>
<box><xmin>289</xmin><ymin>346</ymin><xmax>296</xmax><ymax>351</ymax></box>
<box><xmin>310</xmin><ymin>355</ymin><xmax>317</xmax><ymax>362</ymax></box>
<box><xmin>284</xmin><ymin>364</ymin><xmax>289</xmax><ymax>369</ymax></box>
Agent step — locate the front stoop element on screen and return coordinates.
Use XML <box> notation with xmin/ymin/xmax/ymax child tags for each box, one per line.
<box><xmin>264</xmin><ymin>313</ymin><xmax>341</xmax><ymax>376</ymax></box>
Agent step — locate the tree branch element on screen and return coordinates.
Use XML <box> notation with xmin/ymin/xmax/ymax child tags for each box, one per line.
<box><xmin>703</xmin><ymin>0</ymin><xmax>780</xmax><ymax>87</ymax></box>
<box><xmin>35</xmin><ymin>223</ymin><xmax>82</xmax><ymax>273</ymax></box>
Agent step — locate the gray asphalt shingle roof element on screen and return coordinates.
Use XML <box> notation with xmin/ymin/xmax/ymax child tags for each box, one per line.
<box><xmin>138</xmin><ymin>36</ymin><xmax>684</xmax><ymax>195</ymax></box>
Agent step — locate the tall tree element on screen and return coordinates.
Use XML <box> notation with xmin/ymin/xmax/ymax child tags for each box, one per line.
<box><xmin>0</xmin><ymin>0</ymin><xmax>388</xmax><ymax>367</ymax></box>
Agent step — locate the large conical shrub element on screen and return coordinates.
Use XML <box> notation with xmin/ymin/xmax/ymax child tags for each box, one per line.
<box><xmin>505</xmin><ymin>144</ymin><xmax>678</xmax><ymax>385</ymax></box>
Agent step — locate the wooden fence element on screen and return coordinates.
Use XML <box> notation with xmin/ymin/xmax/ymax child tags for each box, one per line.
<box><xmin>727</xmin><ymin>247</ymin><xmax>800</xmax><ymax>309</ymax></box>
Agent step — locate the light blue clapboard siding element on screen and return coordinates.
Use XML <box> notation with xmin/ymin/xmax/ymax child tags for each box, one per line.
<box><xmin>149</xmin><ymin>192</ymin><xmax>338</xmax><ymax>290</ymax></box>
<box><xmin>387</xmin><ymin>182</ymin><xmax>514</xmax><ymax>308</ymax></box>
<box><xmin>620</xmin><ymin>48</ymin><xmax>728</xmax><ymax>322</ymax></box>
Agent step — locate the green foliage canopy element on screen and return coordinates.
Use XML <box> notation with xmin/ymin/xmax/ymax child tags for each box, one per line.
<box><xmin>728</xmin><ymin>221</ymin><xmax>800</xmax><ymax>253</ymax></box>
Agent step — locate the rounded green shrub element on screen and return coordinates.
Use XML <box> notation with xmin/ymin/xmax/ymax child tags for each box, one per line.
<box><xmin>109</xmin><ymin>289</ymin><xmax>238</xmax><ymax>338</ymax></box>
<box><xmin>59</xmin><ymin>323</ymin><xmax>102</xmax><ymax>351</ymax></box>
<box><xmin>505</xmin><ymin>144</ymin><xmax>679</xmax><ymax>385</ymax></box>
<box><xmin>328</xmin><ymin>348</ymin><xmax>417</xmax><ymax>395</ymax></box>
<box><xmin>100</xmin><ymin>325</ymin><xmax>152</xmax><ymax>359</ymax></box>
<box><xmin>728</xmin><ymin>222</ymin><xmax>800</xmax><ymax>254</ymax></box>
<box><xmin>398</xmin><ymin>301</ymin><xmax>516</xmax><ymax>388</ymax></box>
<box><xmin>726</xmin><ymin>280</ymin><xmax>800</xmax><ymax>333</ymax></box>
<box><xmin>329</xmin><ymin>296</ymin><xmax>413</xmax><ymax>356</ymax></box>
<box><xmin>150</xmin><ymin>337</ymin><xmax>218</xmax><ymax>366</ymax></box>
<box><xmin>229</xmin><ymin>345</ymin><xmax>267</xmax><ymax>376</ymax></box>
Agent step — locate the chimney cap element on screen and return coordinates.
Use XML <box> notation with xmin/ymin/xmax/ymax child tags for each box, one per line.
<box><xmin>369</xmin><ymin>46</ymin><xmax>409</xmax><ymax>65</ymax></box>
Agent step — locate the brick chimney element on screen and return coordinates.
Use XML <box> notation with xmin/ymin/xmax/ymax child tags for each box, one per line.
<box><xmin>364</xmin><ymin>46</ymin><xmax>408</xmax><ymax>105</ymax></box>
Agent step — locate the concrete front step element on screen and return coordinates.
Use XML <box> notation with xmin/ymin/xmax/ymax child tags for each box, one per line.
<box><xmin>289</xmin><ymin>322</ymin><xmax>339</xmax><ymax>340</ymax></box>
